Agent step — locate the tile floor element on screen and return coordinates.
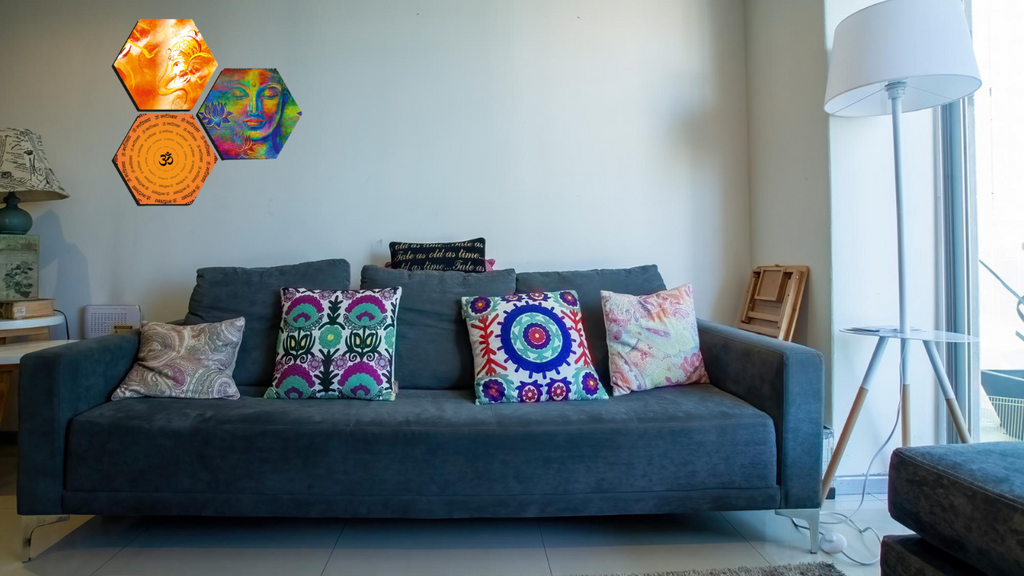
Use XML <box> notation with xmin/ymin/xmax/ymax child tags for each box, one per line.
<box><xmin>0</xmin><ymin>447</ymin><xmax>911</xmax><ymax>576</ymax></box>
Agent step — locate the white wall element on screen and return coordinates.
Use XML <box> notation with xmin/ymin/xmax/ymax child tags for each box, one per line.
<box><xmin>826</xmin><ymin>0</ymin><xmax>943</xmax><ymax>476</ymax></box>
<box><xmin>744</xmin><ymin>0</ymin><xmax>832</xmax><ymax>412</ymax></box>
<box><xmin>2</xmin><ymin>0</ymin><xmax>752</xmax><ymax>341</ymax></box>
<box><xmin>4</xmin><ymin>0</ymin><xmax>948</xmax><ymax>472</ymax></box>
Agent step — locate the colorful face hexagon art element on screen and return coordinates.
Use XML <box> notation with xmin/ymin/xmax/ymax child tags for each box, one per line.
<box><xmin>114</xmin><ymin>19</ymin><xmax>218</xmax><ymax>111</ymax></box>
<box><xmin>197</xmin><ymin>68</ymin><xmax>301</xmax><ymax>159</ymax></box>
<box><xmin>113</xmin><ymin>114</ymin><xmax>217</xmax><ymax>205</ymax></box>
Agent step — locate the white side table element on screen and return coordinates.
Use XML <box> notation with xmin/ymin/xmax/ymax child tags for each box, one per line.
<box><xmin>820</xmin><ymin>326</ymin><xmax>978</xmax><ymax>503</ymax></box>
<box><xmin>0</xmin><ymin>314</ymin><xmax>72</xmax><ymax>429</ymax></box>
<box><xmin>0</xmin><ymin>314</ymin><xmax>65</xmax><ymax>345</ymax></box>
<box><xmin>0</xmin><ymin>340</ymin><xmax>77</xmax><ymax>427</ymax></box>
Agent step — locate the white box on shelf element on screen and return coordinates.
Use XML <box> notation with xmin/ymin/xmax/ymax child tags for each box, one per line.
<box><xmin>84</xmin><ymin>305</ymin><xmax>141</xmax><ymax>339</ymax></box>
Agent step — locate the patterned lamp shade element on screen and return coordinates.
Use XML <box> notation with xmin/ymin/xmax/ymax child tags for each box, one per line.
<box><xmin>0</xmin><ymin>129</ymin><xmax>68</xmax><ymax>202</ymax></box>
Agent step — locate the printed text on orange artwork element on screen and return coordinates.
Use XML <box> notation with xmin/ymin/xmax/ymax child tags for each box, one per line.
<box><xmin>113</xmin><ymin>114</ymin><xmax>217</xmax><ymax>205</ymax></box>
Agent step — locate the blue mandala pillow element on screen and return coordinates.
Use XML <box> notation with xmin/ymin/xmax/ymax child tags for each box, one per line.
<box><xmin>461</xmin><ymin>291</ymin><xmax>608</xmax><ymax>404</ymax></box>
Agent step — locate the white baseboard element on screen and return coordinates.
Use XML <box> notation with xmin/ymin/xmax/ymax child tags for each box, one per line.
<box><xmin>831</xmin><ymin>474</ymin><xmax>888</xmax><ymax>497</ymax></box>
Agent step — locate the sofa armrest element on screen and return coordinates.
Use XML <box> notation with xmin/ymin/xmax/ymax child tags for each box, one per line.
<box><xmin>17</xmin><ymin>333</ymin><xmax>139</xmax><ymax>515</ymax></box>
<box><xmin>697</xmin><ymin>319</ymin><xmax>824</xmax><ymax>510</ymax></box>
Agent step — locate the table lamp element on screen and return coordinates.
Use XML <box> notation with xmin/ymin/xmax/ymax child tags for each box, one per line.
<box><xmin>820</xmin><ymin>0</ymin><xmax>981</xmax><ymax>502</ymax></box>
<box><xmin>0</xmin><ymin>129</ymin><xmax>68</xmax><ymax>235</ymax></box>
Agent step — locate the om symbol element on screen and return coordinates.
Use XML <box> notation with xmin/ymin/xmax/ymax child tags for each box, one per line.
<box><xmin>159</xmin><ymin>152</ymin><xmax>174</xmax><ymax>166</ymax></box>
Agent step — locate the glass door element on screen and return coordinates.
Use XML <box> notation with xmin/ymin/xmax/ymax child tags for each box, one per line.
<box><xmin>969</xmin><ymin>0</ymin><xmax>1024</xmax><ymax>442</ymax></box>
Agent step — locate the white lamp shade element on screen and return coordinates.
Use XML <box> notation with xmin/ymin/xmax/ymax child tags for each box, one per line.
<box><xmin>824</xmin><ymin>0</ymin><xmax>981</xmax><ymax>117</ymax></box>
<box><xmin>0</xmin><ymin>128</ymin><xmax>68</xmax><ymax>201</ymax></box>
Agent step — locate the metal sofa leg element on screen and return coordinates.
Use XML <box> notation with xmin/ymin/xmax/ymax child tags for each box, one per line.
<box><xmin>775</xmin><ymin>509</ymin><xmax>820</xmax><ymax>554</ymax></box>
<box><xmin>21</xmin><ymin>515</ymin><xmax>70</xmax><ymax>562</ymax></box>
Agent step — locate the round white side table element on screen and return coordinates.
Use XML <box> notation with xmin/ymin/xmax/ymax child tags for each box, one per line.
<box><xmin>0</xmin><ymin>314</ymin><xmax>65</xmax><ymax>345</ymax></box>
<box><xmin>820</xmin><ymin>326</ymin><xmax>979</xmax><ymax>504</ymax></box>
<box><xmin>0</xmin><ymin>314</ymin><xmax>72</xmax><ymax>428</ymax></box>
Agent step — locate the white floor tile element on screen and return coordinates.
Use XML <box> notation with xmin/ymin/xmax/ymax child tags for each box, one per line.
<box><xmin>0</xmin><ymin>513</ymin><xmax>134</xmax><ymax>576</ymax></box>
<box><xmin>0</xmin><ymin>505</ymin><xmax>913</xmax><ymax>576</ymax></box>
<box><xmin>323</xmin><ymin>518</ymin><xmax>551</xmax><ymax>576</ymax></box>
<box><xmin>722</xmin><ymin>499</ymin><xmax>910</xmax><ymax>576</ymax></box>
<box><xmin>93</xmin><ymin>517</ymin><xmax>343</xmax><ymax>576</ymax></box>
<box><xmin>539</xmin><ymin>514</ymin><xmax>769</xmax><ymax>576</ymax></box>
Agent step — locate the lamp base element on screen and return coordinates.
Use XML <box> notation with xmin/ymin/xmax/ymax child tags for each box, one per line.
<box><xmin>0</xmin><ymin>193</ymin><xmax>33</xmax><ymax>235</ymax></box>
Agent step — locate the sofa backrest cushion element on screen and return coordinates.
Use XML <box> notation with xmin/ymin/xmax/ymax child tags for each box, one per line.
<box><xmin>360</xmin><ymin>265</ymin><xmax>516</xmax><ymax>390</ymax></box>
<box><xmin>184</xmin><ymin>259</ymin><xmax>351</xmax><ymax>388</ymax></box>
<box><xmin>515</xmin><ymin>265</ymin><xmax>666</xmax><ymax>388</ymax></box>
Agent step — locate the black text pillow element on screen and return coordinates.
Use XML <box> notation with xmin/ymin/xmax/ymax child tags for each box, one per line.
<box><xmin>389</xmin><ymin>238</ymin><xmax>486</xmax><ymax>272</ymax></box>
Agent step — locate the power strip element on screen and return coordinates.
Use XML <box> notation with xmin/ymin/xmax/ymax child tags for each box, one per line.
<box><xmin>84</xmin><ymin>305</ymin><xmax>141</xmax><ymax>338</ymax></box>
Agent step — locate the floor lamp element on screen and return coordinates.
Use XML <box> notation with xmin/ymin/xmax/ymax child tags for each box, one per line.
<box><xmin>820</xmin><ymin>0</ymin><xmax>982</xmax><ymax>504</ymax></box>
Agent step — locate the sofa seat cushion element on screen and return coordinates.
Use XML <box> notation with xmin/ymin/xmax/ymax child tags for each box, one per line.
<box><xmin>889</xmin><ymin>443</ymin><xmax>1024</xmax><ymax>576</ymax></box>
<box><xmin>66</xmin><ymin>384</ymin><xmax>777</xmax><ymax>499</ymax></box>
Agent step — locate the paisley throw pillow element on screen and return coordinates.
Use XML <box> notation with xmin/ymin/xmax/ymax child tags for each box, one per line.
<box><xmin>461</xmin><ymin>290</ymin><xmax>608</xmax><ymax>404</ymax></box>
<box><xmin>111</xmin><ymin>317</ymin><xmax>245</xmax><ymax>400</ymax></box>
<box><xmin>601</xmin><ymin>284</ymin><xmax>709</xmax><ymax>396</ymax></box>
<box><xmin>264</xmin><ymin>287</ymin><xmax>402</xmax><ymax>401</ymax></box>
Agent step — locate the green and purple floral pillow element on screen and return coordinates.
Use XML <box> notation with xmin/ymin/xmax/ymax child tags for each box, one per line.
<box><xmin>461</xmin><ymin>290</ymin><xmax>608</xmax><ymax>405</ymax></box>
<box><xmin>265</xmin><ymin>287</ymin><xmax>401</xmax><ymax>401</ymax></box>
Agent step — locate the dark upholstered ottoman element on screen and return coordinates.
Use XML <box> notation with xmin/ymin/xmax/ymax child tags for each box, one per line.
<box><xmin>881</xmin><ymin>535</ymin><xmax>986</xmax><ymax>576</ymax></box>
<box><xmin>884</xmin><ymin>443</ymin><xmax>1024</xmax><ymax>576</ymax></box>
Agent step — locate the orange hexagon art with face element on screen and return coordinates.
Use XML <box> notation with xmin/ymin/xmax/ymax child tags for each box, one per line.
<box><xmin>114</xmin><ymin>19</ymin><xmax>218</xmax><ymax>111</ymax></box>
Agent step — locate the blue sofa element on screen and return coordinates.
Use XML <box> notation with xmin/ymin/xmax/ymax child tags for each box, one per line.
<box><xmin>17</xmin><ymin>260</ymin><xmax>824</xmax><ymax>558</ymax></box>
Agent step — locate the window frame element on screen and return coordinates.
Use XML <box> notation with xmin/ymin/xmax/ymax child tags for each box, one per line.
<box><xmin>938</xmin><ymin>93</ymin><xmax>980</xmax><ymax>443</ymax></box>
<box><xmin>937</xmin><ymin>0</ymin><xmax>981</xmax><ymax>443</ymax></box>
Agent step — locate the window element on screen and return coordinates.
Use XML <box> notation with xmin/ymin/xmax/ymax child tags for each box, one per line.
<box><xmin>968</xmin><ymin>0</ymin><xmax>1024</xmax><ymax>442</ymax></box>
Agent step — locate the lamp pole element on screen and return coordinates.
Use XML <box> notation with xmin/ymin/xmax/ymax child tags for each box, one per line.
<box><xmin>820</xmin><ymin>82</ymin><xmax>976</xmax><ymax>504</ymax></box>
<box><xmin>887</xmin><ymin>80</ymin><xmax>913</xmax><ymax>447</ymax></box>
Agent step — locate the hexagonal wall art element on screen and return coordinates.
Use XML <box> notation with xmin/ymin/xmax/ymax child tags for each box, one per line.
<box><xmin>113</xmin><ymin>114</ymin><xmax>217</xmax><ymax>205</ymax></box>
<box><xmin>197</xmin><ymin>68</ymin><xmax>301</xmax><ymax>159</ymax></box>
<box><xmin>114</xmin><ymin>19</ymin><xmax>218</xmax><ymax>111</ymax></box>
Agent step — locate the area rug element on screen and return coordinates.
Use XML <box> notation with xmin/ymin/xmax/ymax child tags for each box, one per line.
<box><xmin>576</xmin><ymin>562</ymin><xmax>845</xmax><ymax>576</ymax></box>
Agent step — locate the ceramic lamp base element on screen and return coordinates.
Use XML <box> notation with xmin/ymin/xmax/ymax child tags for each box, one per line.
<box><xmin>0</xmin><ymin>193</ymin><xmax>32</xmax><ymax>235</ymax></box>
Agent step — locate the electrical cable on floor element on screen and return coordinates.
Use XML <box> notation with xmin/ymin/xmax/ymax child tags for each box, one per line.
<box><xmin>790</xmin><ymin>345</ymin><xmax>907</xmax><ymax>566</ymax></box>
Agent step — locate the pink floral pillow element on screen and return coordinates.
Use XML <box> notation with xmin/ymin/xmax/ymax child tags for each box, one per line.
<box><xmin>601</xmin><ymin>284</ymin><xmax>709</xmax><ymax>396</ymax></box>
